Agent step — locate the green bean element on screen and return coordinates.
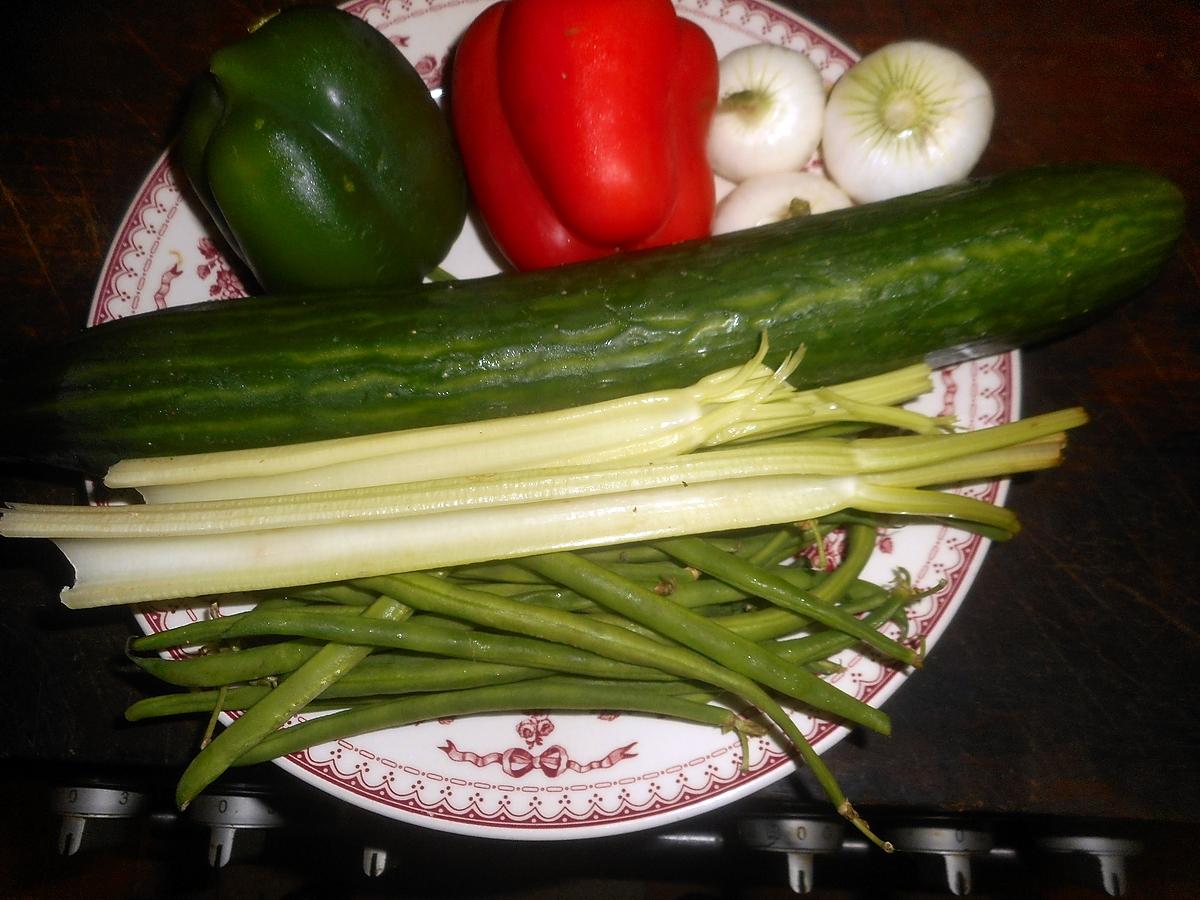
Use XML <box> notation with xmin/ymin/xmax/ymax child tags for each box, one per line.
<box><xmin>126</xmin><ymin>660</ymin><xmax>548</xmax><ymax>720</ymax></box>
<box><xmin>173</xmin><ymin>595</ymin><xmax>409</xmax><ymax>809</ymax></box>
<box><xmin>721</xmin><ymin>591</ymin><xmax>893</xmax><ymax>650</ymax></box>
<box><xmin>821</xmin><ymin>510</ymin><xmax>890</xmax><ymax>530</ymax></box>
<box><xmin>364</xmin><ymin>571</ymin><xmax>881</xmax><ymax>726</ymax></box>
<box><xmin>281</xmin><ymin>584</ymin><xmax>378</xmax><ymax>605</ymax></box>
<box><xmin>577</xmin><ymin>543</ymin><xmax>676</xmax><ymax>564</ymax></box>
<box><xmin>248</xmin><ymin>595</ymin><xmax>315</xmax><ymax>612</ymax></box>
<box><xmin>221</xmin><ymin>613</ymin><xmax>675</xmax><ymax>682</ymax></box>
<box><xmin>773</xmin><ymin>586</ymin><xmax>917</xmax><ymax>667</ymax></box>
<box><xmin>581</xmin><ymin>527</ymin><xmax>791</xmax><ymax>564</ymax></box>
<box><xmin>744</xmin><ymin>527</ymin><xmax>804</xmax><ymax>565</ymax></box>
<box><xmin>658</xmin><ymin>532</ymin><xmax>879</xmax><ymax>612</ymax></box>
<box><xmin>127</xmin><ymin>686</ymin><xmax>337</xmax><ymax>720</ymax></box>
<box><xmin>365</xmin><ymin>570</ymin><xmax>881</xmax><ymax>729</ymax></box>
<box><xmin>231</xmin><ymin>678</ymin><xmax>765</xmax><ymax>768</ymax></box>
<box><xmin>469</xmin><ymin>576</ymin><xmax>698</xmax><ymax>615</ymax></box>
<box><xmin>451</xmin><ymin>531</ymin><xmax>800</xmax><ymax>598</ymax></box>
<box><xmin>455</xmin><ymin>539</ymin><xmax>854</xmax><ymax>619</ymax></box>
<box><xmin>680</xmin><ymin>600</ymin><xmax>756</xmax><ymax>619</ymax></box>
<box><xmin>517</xmin><ymin>555</ymin><xmax>888</xmax><ymax>735</ymax></box>
<box><xmin>131</xmin><ymin>525</ymin><xmax>899</xmax><ymax>846</ymax></box>
<box><xmin>470</xmin><ymin>544</ymin><xmax>874</xmax><ymax>623</ymax></box>
<box><xmin>151</xmin><ymin>606</ymin><xmax>675</xmax><ymax>683</ymax></box>
<box><xmin>656</xmin><ymin>565</ymin><xmax>807</xmax><ymax>610</ymax></box>
<box><xmin>707</xmin><ymin>585</ymin><xmax>895</xmax><ymax>654</ymax></box>
<box><xmin>447</xmin><ymin>561</ymin><xmax>549</xmax><ymax>584</ymax></box>
<box><xmin>655</xmin><ymin>535</ymin><xmax>920</xmax><ymax>666</ymax></box>
<box><xmin>364</xmin><ymin>573</ymin><xmax>721</xmax><ymax>683</ymax></box>
<box><xmin>588</xmin><ymin>559</ymin><xmax>707</xmax><ymax>586</ymax></box>
<box><xmin>806</xmin><ymin>659</ymin><xmax>845</xmax><ymax>676</ymax></box>
<box><xmin>598</xmin><ymin>532</ymin><xmax>802</xmax><ymax>594</ymax></box>
<box><xmin>130</xmin><ymin>602</ymin><xmax>367</xmax><ymax>653</ymax></box>
<box><xmin>144</xmin><ymin>572</ymin><xmax>888</xmax><ymax>844</ymax></box>
<box><xmin>439</xmin><ymin>559</ymin><xmax>889</xmax><ymax>849</ymax></box>
<box><xmin>348</xmin><ymin>653</ymin><xmax>537</xmax><ymax>687</ymax></box>
<box><xmin>456</xmin><ymin>581</ymin><xmax>596</xmax><ymax>612</ymax></box>
<box><xmin>455</xmin><ymin>557</ymin><xmax>704</xmax><ymax>592</ymax></box>
<box><xmin>127</xmin><ymin>643</ymin><xmax>545</xmax><ymax>694</ymax></box>
<box><xmin>129</xmin><ymin>640</ymin><xmax>322</xmax><ymax>687</ymax></box>
<box><xmin>572</xmin><ymin>609</ymin><xmax>670</xmax><ymax>642</ymax></box>
<box><xmin>341</xmin><ymin>668</ymin><xmax>700</xmax><ymax>700</ymax></box>
<box><xmin>406</xmin><ymin>612</ymin><xmax>475</xmax><ymax>632</ymax></box>
<box><xmin>129</xmin><ymin>671</ymin><xmax>717</xmax><ymax>722</ymax></box>
<box><xmin>713</xmin><ymin>524</ymin><xmax>883</xmax><ymax>641</ymax></box>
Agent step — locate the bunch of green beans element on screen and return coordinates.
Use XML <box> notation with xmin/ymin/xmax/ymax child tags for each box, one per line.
<box><xmin>126</xmin><ymin>522</ymin><xmax>927</xmax><ymax>851</ymax></box>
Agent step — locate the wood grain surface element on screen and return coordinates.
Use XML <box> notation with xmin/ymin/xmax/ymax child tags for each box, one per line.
<box><xmin>1</xmin><ymin>0</ymin><xmax>1197</xmax><ymax>834</ymax></box>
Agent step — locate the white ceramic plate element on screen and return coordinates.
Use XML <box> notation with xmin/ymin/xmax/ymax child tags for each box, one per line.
<box><xmin>92</xmin><ymin>0</ymin><xmax>1019</xmax><ymax>840</ymax></box>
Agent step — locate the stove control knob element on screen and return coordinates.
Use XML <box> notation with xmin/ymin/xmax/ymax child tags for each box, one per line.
<box><xmin>188</xmin><ymin>791</ymin><xmax>286</xmax><ymax>867</ymax></box>
<box><xmin>739</xmin><ymin>816</ymin><xmax>846</xmax><ymax>893</ymax></box>
<box><xmin>889</xmin><ymin>823</ymin><xmax>993</xmax><ymax>895</ymax></box>
<box><xmin>363</xmin><ymin>846</ymin><xmax>392</xmax><ymax>877</ymax></box>
<box><xmin>52</xmin><ymin>785</ymin><xmax>148</xmax><ymax>856</ymax></box>
<box><xmin>1037</xmin><ymin>835</ymin><xmax>1142</xmax><ymax>897</ymax></box>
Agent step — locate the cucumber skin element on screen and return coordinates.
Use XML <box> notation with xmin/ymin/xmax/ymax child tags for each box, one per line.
<box><xmin>2</xmin><ymin>164</ymin><xmax>1183</xmax><ymax>472</ymax></box>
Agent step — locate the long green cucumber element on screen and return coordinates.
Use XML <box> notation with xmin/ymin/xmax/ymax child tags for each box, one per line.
<box><xmin>1</xmin><ymin>164</ymin><xmax>1183</xmax><ymax>472</ymax></box>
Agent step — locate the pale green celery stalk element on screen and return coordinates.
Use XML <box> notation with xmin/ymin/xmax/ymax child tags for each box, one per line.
<box><xmin>705</xmin><ymin>363</ymin><xmax>936</xmax><ymax>445</ymax></box>
<box><xmin>564</xmin><ymin>363</ymin><xmax>938</xmax><ymax>468</ymax></box>
<box><xmin>834</xmin><ymin>424</ymin><xmax>1079</xmax><ymax>537</ymax></box>
<box><xmin>859</xmin><ymin>408</ymin><xmax>1086</xmax><ymax>475</ymax></box>
<box><xmin>1</xmin><ymin>409</ymin><xmax>1083</xmax><ymax>539</ymax></box>
<box><xmin>0</xmin><ymin>449</ymin><xmax>863</xmax><ymax>538</ymax></box>
<box><xmin>724</xmin><ymin>408</ymin><xmax>1084</xmax><ymax>474</ymax></box>
<box><xmin>867</xmin><ymin>435</ymin><xmax>1071</xmax><ymax>489</ymax></box>
<box><xmin>8</xmin><ymin>395</ymin><xmax>1087</xmax><ymax>609</ymax></box>
<box><xmin>51</xmin><ymin>474</ymin><xmax>867</xmax><ymax>608</ymax></box>
<box><xmin>107</xmin><ymin>344</ymin><xmax>795</xmax><ymax>502</ymax></box>
<box><xmin>814</xmin><ymin>388</ymin><xmax>949</xmax><ymax>435</ymax></box>
<box><xmin>47</xmin><ymin>427</ymin><xmax>1073</xmax><ymax>609</ymax></box>
<box><xmin>851</xmin><ymin>484</ymin><xmax>1020</xmax><ymax>536</ymax></box>
<box><xmin>105</xmin><ymin>355</ymin><xmax>936</xmax><ymax>504</ymax></box>
<box><xmin>843</xmin><ymin>431</ymin><xmax>1073</xmax><ymax>538</ymax></box>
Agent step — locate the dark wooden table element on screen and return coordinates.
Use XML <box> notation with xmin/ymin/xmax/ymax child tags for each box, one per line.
<box><xmin>2</xmin><ymin>0</ymin><xmax>1198</xmax><ymax>886</ymax></box>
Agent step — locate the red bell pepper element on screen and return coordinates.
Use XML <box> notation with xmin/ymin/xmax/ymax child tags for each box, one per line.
<box><xmin>451</xmin><ymin>0</ymin><xmax>718</xmax><ymax>271</ymax></box>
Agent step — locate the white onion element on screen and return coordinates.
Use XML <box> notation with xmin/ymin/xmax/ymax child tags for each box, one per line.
<box><xmin>822</xmin><ymin>41</ymin><xmax>994</xmax><ymax>203</ymax></box>
<box><xmin>712</xmin><ymin>171</ymin><xmax>852</xmax><ymax>235</ymax></box>
<box><xmin>706</xmin><ymin>43</ymin><xmax>827</xmax><ymax>183</ymax></box>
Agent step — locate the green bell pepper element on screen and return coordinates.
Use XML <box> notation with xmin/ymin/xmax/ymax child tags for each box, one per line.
<box><xmin>177</xmin><ymin>6</ymin><xmax>466</xmax><ymax>293</ymax></box>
